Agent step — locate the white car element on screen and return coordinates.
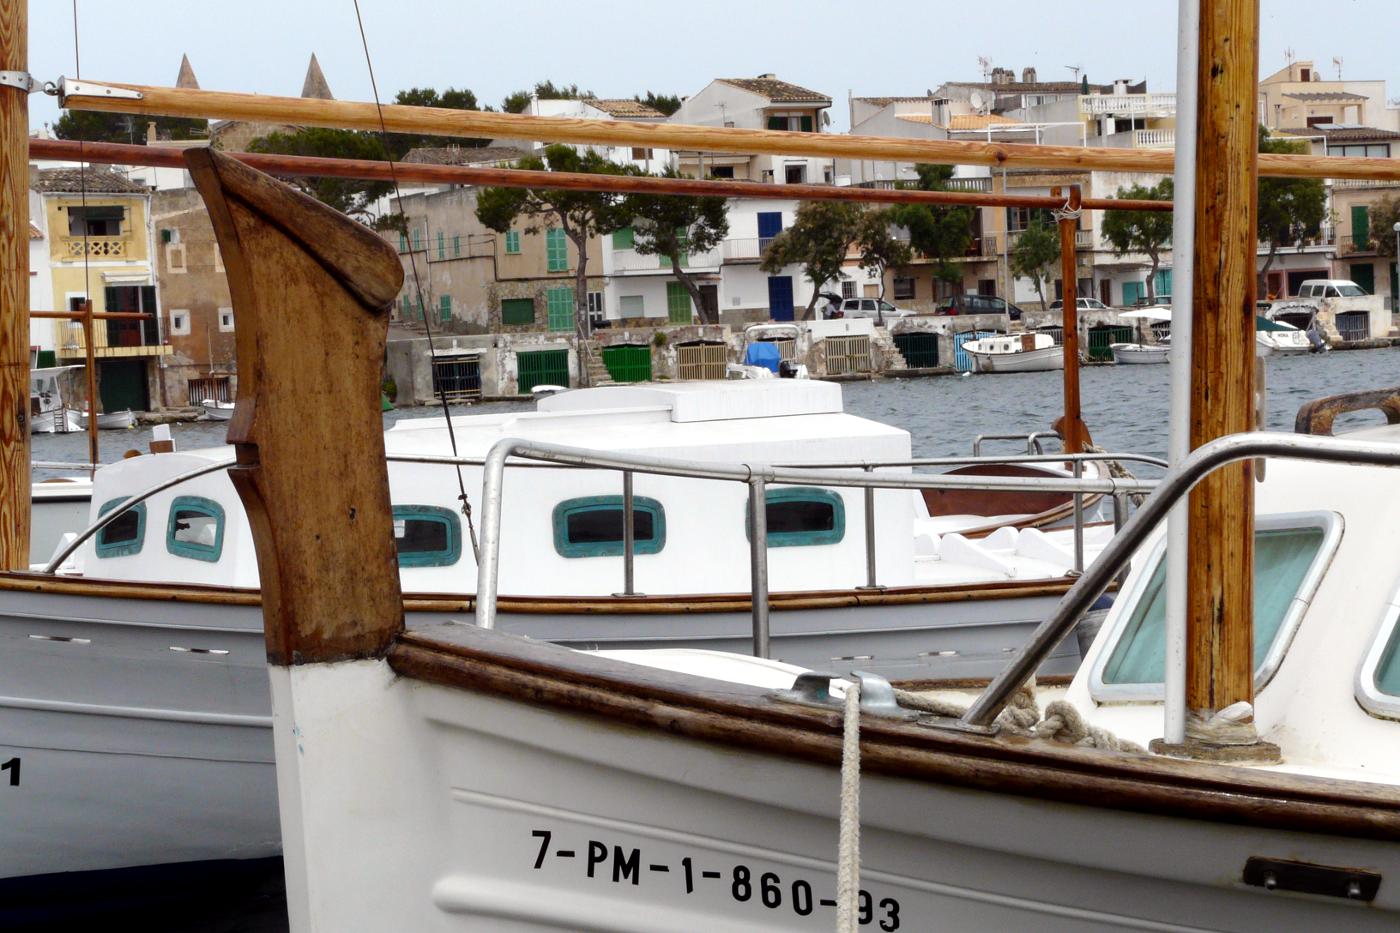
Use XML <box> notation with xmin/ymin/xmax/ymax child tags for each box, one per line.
<box><xmin>1047</xmin><ymin>297</ymin><xmax>1112</xmax><ymax>312</ymax></box>
<box><xmin>836</xmin><ymin>298</ymin><xmax>914</xmax><ymax>320</ymax></box>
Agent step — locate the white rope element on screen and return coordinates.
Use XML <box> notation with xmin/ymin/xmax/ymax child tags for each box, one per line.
<box><xmin>835</xmin><ymin>680</ymin><xmax>861</xmax><ymax>933</ymax></box>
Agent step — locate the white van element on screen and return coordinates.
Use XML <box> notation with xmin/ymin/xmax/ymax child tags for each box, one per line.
<box><xmin>1295</xmin><ymin>279</ymin><xmax>1369</xmax><ymax>299</ymax></box>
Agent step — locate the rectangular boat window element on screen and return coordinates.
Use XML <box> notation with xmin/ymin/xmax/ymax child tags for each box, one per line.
<box><xmin>746</xmin><ymin>487</ymin><xmax>846</xmax><ymax>548</ymax></box>
<box><xmin>96</xmin><ymin>497</ymin><xmax>146</xmax><ymax>558</ymax></box>
<box><xmin>166</xmin><ymin>496</ymin><xmax>226</xmax><ymax>562</ymax></box>
<box><xmin>1097</xmin><ymin>522</ymin><xmax>1332</xmax><ymax>694</ymax></box>
<box><xmin>552</xmin><ymin>496</ymin><xmax>665</xmax><ymax>558</ymax></box>
<box><xmin>1372</xmin><ymin>624</ymin><xmax>1400</xmax><ymax>699</ymax></box>
<box><xmin>1357</xmin><ymin>583</ymin><xmax>1400</xmax><ymax>719</ymax></box>
<box><xmin>393</xmin><ymin>505</ymin><xmax>462</xmax><ymax>568</ymax></box>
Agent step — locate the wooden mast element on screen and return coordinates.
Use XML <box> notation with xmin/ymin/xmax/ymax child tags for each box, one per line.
<box><xmin>0</xmin><ymin>0</ymin><xmax>28</xmax><ymax>569</ymax></box>
<box><xmin>1055</xmin><ymin>185</ymin><xmax>1088</xmax><ymax>454</ymax></box>
<box><xmin>81</xmin><ymin>301</ymin><xmax>98</xmax><ymax>465</ymax></box>
<box><xmin>1183</xmin><ymin>0</ymin><xmax>1267</xmax><ymax>753</ymax></box>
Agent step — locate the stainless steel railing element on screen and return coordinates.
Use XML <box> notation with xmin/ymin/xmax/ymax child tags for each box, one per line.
<box><xmin>473</xmin><ymin>439</ymin><xmax>1155</xmax><ymax>657</ymax></box>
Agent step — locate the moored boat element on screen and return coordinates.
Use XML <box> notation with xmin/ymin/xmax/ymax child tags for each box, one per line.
<box><xmin>199</xmin><ymin>398</ymin><xmax>235</xmax><ymax>420</ymax></box>
<box><xmin>1110</xmin><ymin>342</ymin><xmax>1170</xmax><ymax>365</ymax></box>
<box><xmin>80</xmin><ymin>408</ymin><xmax>136</xmax><ymax>430</ymax></box>
<box><xmin>962</xmin><ymin>333</ymin><xmax>1064</xmax><ymax>373</ymax></box>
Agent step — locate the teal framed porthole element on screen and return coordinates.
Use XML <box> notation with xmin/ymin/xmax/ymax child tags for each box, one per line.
<box><xmin>552</xmin><ymin>496</ymin><xmax>666</xmax><ymax>558</ymax></box>
<box><xmin>746</xmin><ymin>487</ymin><xmax>845</xmax><ymax>548</ymax></box>
<box><xmin>392</xmin><ymin>505</ymin><xmax>462</xmax><ymax>568</ymax></box>
<box><xmin>166</xmin><ymin>496</ymin><xmax>226</xmax><ymax>562</ymax></box>
<box><xmin>96</xmin><ymin>497</ymin><xmax>146</xmax><ymax>558</ymax></box>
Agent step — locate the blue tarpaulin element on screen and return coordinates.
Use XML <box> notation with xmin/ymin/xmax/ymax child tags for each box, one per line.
<box><xmin>744</xmin><ymin>342</ymin><xmax>781</xmax><ymax>372</ymax></box>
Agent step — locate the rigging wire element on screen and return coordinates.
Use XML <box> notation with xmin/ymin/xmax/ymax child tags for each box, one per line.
<box><xmin>350</xmin><ymin>0</ymin><xmax>479</xmax><ymax>559</ymax></box>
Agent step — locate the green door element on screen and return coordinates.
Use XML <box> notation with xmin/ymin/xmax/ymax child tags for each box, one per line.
<box><xmin>98</xmin><ymin>359</ymin><xmax>149</xmax><ymax>412</ymax></box>
<box><xmin>517</xmin><ymin>349</ymin><xmax>569</xmax><ymax>394</ymax></box>
<box><xmin>602</xmin><ymin>345</ymin><xmax>652</xmax><ymax>382</ymax></box>
<box><xmin>1350</xmin><ymin>262</ymin><xmax>1376</xmax><ymax>295</ymax></box>
<box><xmin>666</xmin><ymin>282</ymin><xmax>693</xmax><ymax>324</ymax></box>
<box><xmin>892</xmin><ymin>332</ymin><xmax>939</xmax><ymax>368</ymax></box>
<box><xmin>1087</xmin><ymin>326</ymin><xmax>1132</xmax><ymax>361</ymax></box>
<box><xmin>1352</xmin><ymin>205</ymin><xmax>1371</xmax><ymax>250</ymax></box>
<box><xmin>1121</xmin><ymin>281</ymin><xmax>1145</xmax><ymax>306</ymax></box>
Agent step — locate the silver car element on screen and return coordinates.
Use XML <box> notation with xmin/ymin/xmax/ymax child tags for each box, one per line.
<box><xmin>837</xmin><ymin>298</ymin><xmax>914</xmax><ymax>320</ymax></box>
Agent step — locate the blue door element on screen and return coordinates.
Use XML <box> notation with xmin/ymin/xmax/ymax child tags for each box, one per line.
<box><xmin>953</xmin><ymin>330</ymin><xmax>997</xmax><ymax>372</ymax></box>
<box><xmin>757</xmin><ymin>212</ymin><xmax>783</xmax><ymax>252</ymax></box>
<box><xmin>767</xmin><ymin>276</ymin><xmax>794</xmax><ymax>321</ymax></box>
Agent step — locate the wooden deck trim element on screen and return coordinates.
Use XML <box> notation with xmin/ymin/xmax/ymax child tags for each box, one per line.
<box><xmin>389</xmin><ymin>625</ymin><xmax>1400</xmax><ymax>842</ymax></box>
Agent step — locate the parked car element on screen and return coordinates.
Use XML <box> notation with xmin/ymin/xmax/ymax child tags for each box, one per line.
<box><xmin>1295</xmin><ymin>279</ymin><xmax>1369</xmax><ymax>298</ymax></box>
<box><xmin>837</xmin><ymin>298</ymin><xmax>914</xmax><ymax>321</ymax></box>
<box><xmin>935</xmin><ymin>294</ymin><xmax>1025</xmax><ymax>321</ymax></box>
<box><xmin>1047</xmin><ymin>297</ymin><xmax>1112</xmax><ymax>312</ymax></box>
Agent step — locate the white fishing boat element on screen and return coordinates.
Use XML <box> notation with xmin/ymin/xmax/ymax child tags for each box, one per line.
<box><xmin>199</xmin><ymin>397</ymin><xmax>235</xmax><ymax>420</ymax></box>
<box><xmin>28</xmin><ymin>367</ymin><xmax>83</xmax><ymax>434</ymax></box>
<box><xmin>1255</xmin><ymin>320</ymin><xmax>1312</xmax><ymax>357</ymax></box>
<box><xmin>1110</xmin><ymin>342</ymin><xmax>1170</xmax><ymax>365</ymax></box>
<box><xmin>962</xmin><ymin>332</ymin><xmax>1064</xmax><ymax>373</ymax></box>
<box><xmin>80</xmin><ymin>408</ymin><xmax>136</xmax><ymax>430</ymax></box>
<box><xmin>184</xmin><ymin>150</ymin><xmax>1400</xmax><ymax>932</ymax></box>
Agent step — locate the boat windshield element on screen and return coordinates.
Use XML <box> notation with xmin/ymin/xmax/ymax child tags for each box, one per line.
<box><xmin>1100</xmin><ymin>525</ymin><xmax>1328</xmax><ymax>687</ymax></box>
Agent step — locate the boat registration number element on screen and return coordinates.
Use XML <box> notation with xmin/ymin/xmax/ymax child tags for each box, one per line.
<box><xmin>530</xmin><ymin>828</ymin><xmax>902</xmax><ymax>929</ymax></box>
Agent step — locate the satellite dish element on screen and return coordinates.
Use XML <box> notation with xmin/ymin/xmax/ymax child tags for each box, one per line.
<box><xmin>969</xmin><ymin>90</ymin><xmax>988</xmax><ymax>112</ymax></box>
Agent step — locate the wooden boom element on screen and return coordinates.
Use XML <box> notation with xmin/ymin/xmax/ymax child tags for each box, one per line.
<box><xmin>29</xmin><ymin>138</ymin><xmax>1171</xmax><ymax>213</ymax></box>
<box><xmin>61</xmin><ymin>80</ymin><xmax>1400</xmax><ymax>182</ymax></box>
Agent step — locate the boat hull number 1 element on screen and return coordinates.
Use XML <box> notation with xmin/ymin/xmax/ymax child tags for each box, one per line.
<box><xmin>1</xmin><ymin>757</ymin><xmax>17</xmax><ymax>786</ymax></box>
<box><xmin>530</xmin><ymin>829</ymin><xmax>902</xmax><ymax>929</ymax></box>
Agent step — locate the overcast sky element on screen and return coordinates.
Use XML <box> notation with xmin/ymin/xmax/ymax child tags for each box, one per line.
<box><xmin>27</xmin><ymin>1</ymin><xmax>1400</xmax><ymax>134</ymax></box>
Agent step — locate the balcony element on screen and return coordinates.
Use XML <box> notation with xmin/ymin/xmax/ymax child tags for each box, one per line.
<box><xmin>852</xmin><ymin>177</ymin><xmax>992</xmax><ymax>193</ymax></box>
<box><xmin>61</xmin><ymin>236</ymin><xmax>129</xmax><ymax>259</ymax></box>
<box><xmin>611</xmin><ymin>246</ymin><xmax>719</xmax><ymax>273</ymax></box>
<box><xmin>722</xmin><ymin>238</ymin><xmax>767</xmax><ymax>262</ymax></box>
<box><xmin>57</xmin><ymin>316</ymin><xmax>170</xmax><ymax>360</ymax></box>
<box><xmin>962</xmin><ymin>235</ymin><xmax>999</xmax><ymax>258</ymax></box>
<box><xmin>1338</xmin><ymin>235</ymin><xmax>1376</xmax><ymax>256</ymax></box>
<box><xmin>1004</xmin><ymin>229</ymin><xmax>1096</xmax><ymax>250</ymax></box>
<box><xmin>1079</xmin><ymin>92</ymin><xmax>1176</xmax><ymax>116</ymax></box>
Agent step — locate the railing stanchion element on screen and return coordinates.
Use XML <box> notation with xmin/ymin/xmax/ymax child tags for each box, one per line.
<box><xmin>1072</xmin><ymin>460</ymin><xmax>1085</xmax><ymax>574</ymax></box>
<box><xmin>748</xmin><ymin>475</ymin><xmax>770</xmax><ymax>659</ymax></box>
<box><xmin>621</xmin><ymin>470</ymin><xmax>636</xmax><ymax>596</ymax></box>
<box><xmin>862</xmin><ymin>465</ymin><xmax>878</xmax><ymax>588</ymax></box>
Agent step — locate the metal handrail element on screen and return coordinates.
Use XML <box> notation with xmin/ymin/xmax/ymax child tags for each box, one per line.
<box><xmin>473</xmin><ymin>439</ymin><xmax>1153</xmax><ymax>656</ymax></box>
<box><xmin>777</xmin><ymin>452</ymin><xmax>1170</xmax><ymax>471</ymax></box>
<box><xmin>954</xmin><ymin>431</ymin><xmax>1400</xmax><ymax>731</ymax></box>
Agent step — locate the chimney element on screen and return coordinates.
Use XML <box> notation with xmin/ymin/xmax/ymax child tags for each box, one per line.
<box><xmin>1022</xmin><ymin>67</ymin><xmax>1037</xmax><ymax>84</ymax></box>
<box><xmin>146</xmin><ymin>121</ymin><xmax>158</xmax><ymax>144</ymax></box>
<box><xmin>757</xmin><ymin>73</ymin><xmax>776</xmax><ymax>79</ymax></box>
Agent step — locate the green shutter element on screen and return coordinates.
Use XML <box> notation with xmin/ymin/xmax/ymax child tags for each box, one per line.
<box><xmin>505</xmin><ymin>230</ymin><xmax>521</xmax><ymax>254</ymax></box>
<box><xmin>666</xmin><ymin>282</ymin><xmax>693</xmax><ymax>324</ymax></box>
<box><xmin>501</xmin><ymin>297</ymin><xmax>535</xmax><ymax>326</ymax></box>
<box><xmin>546</xmin><ymin>228</ymin><xmax>568</xmax><ymax>271</ymax></box>
<box><xmin>766</xmin><ymin>115</ymin><xmax>785</xmax><ymax>130</ymax></box>
<box><xmin>452</xmin><ymin>234</ymin><xmax>461</xmax><ymax>257</ymax></box>
<box><xmin>439</xmin><ymin>294</ymin><xmax>452</xmax><ymax>322</ymax></box>
<box><xmin>399</xmin><ymin>232</ymin><xmax>408</xmax><ymax>252</ymax></box>
<box><xmin>1352</xmin><ymin>205</ymin><xmax>1371</xmax><ymax>249</ymax></box>
<box><xmin>436</xmin><ymin>231</ymin><xmax>445</xmax><ymax>259</ymax></box>
<box><xmin>602</xmin><ymin>345</ymin><xmax>652</xmax><ymax>382</ymax></box>
<box><xmin>517</xmin><ymin>349</ymin><xmax>570</xmax><ymax>393</ymax></box>
<box><xmin>799</xmin><ymin>115</ymin><xmax>813</xmax><ymax>133</ymax></box>
<box><xmin>412</xmin><ymin>229</ymin><xmax>422</xmax><ymax>251</ymax></box>
<box><xmin>400</xmin><ymin>295</ymin><xmax>410</xmax><ymax>318</ymax></box>
<box><xmin>659</xmin><ymin>228</ymin><xmax>690</xmax><ymax>268</ymax></box>
<box><xmin>612</xmin><ymin>227</ymin><xmax>635</xmax><ymax>250</ymax></box>
<box><xmin>547</xmin><ymin>287</ymin><xmax>575</xmax><ymax>331</ymax></box>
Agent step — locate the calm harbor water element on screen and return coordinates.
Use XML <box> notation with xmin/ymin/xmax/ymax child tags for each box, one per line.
<box><xmin>23</xmin><ymin>346</ymin><xmax>1400</xmax><ymax>929</ymax></box>
<box><xmin>33</xmin><ymin>345</ymin><xmax>1400</xmax><ymax>471</ymax></box>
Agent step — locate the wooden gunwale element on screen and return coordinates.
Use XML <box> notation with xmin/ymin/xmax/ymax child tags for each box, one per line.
<box><xmin>58</xmin><ymin>81</ymin><xmax>1400</xmax><ymax>182</ymax></box>
<box><xmin>389</xmin><ymin>625</ymin><xmax>1400</xmax><ymax>841</ymax></box>
<box><xmin>28</xmin><ymin>139</ymin><xmax>1166</xmax><ymax>213</ymax></box>
<box><xmin>0</xmin><ymin>570</ymin><xmax>1082</xmax><ymax>612</ymax></box>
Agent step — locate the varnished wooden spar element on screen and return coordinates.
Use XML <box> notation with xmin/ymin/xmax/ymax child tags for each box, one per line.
<box><xmin>1056</xmin><ymin>186</ymin><xmax>1088</xmax><ymax>454</ymax></box>
<box><xmin>29</xmin><ymin>139</ymin><xmax>1171</xmax><ymax>213</ymax></box>
<box><xmin>185</xmin><ymin>147</ymin><xmax>405</xmax><ymax>665</ymax></box>
<box><xmin>0</xmin><ymin>0</ymin><xmax>27</xmax><ymax>569</ymax></box>
<box><xmin>60</xmin><ymin>80</ymin><xmax>1400</xmax><ymax>182</ymax></box>
<box><xmin>1186</xmin><ymin>0</ymin><xmax>1259</xmax><ymax>737</ymax></box>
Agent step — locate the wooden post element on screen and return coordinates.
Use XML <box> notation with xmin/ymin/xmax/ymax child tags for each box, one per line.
<box><xmin>0</xmin><ymin>0</ymin><xmax>29</xmax><ymax>569</ymax></box>
<box><xmin>1184</xmin><ymin>0</ymin><xmax>1267</xmax><ymax>752</ymax></box>
<box><xmin>81</xmin><ymin>301</ymin><xmax>99</xmax><ymax>466</ymax></box>
<box><xmin>1056</xmin><ymin>185</ymin><xmax>1088</xmax><ymax>454</ymax></box>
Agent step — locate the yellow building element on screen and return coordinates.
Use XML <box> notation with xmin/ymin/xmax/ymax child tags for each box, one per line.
<box><xmin>32</xmin><ymin>166</ymin><xmax>170</xmax><ymax>412</ymax></box>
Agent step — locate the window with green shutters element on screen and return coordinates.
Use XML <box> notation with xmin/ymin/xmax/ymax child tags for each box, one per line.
<box><xmin>546</xmin><ymin>228</ymin><xmax>569</xmax><ymax>271</ymax></box>
<box><xmin>400</xmin><ymin>295</ymin><xmax>410</xmax><ymax>318</ymax></box>
<box><xmin>399</xmin><ymin>232</ymin><xmax>408</xmax><ymax>253</ymax></box>
<box><xmin>501</xmin><ymin>298</ymin><xmax>535</xmax><ymax>326</ymax></box>
<box><xmin>658</xmin><ymin>229</ymin><xmax>689</xmax><ymax>268</ymax></box>
<box><xmin>412</xmin><ymin>229</ymin><xmax>423</xmax><ymax>251</ymax></box>
<box><xmin>666</xmin><ymin>282</ymin><xmax>693</xmax><ymax>323</ymax></box>
<box><xmin>612</xmin><ymin>227</ymin><xmax>635</xmax><ymax>250</ymax></box>
<box><xmin>505</xmin><ymin>230</ymin><xmax>520</xmax><ymax>254</ymax></box>
<box><xmin>436</xmin><ymin>231</ymin><xmax>445</xmax><ymax>259</ymax></box>
<box><xmin>452</xmin><ymin>234</ymin><xmax>461</xmax><ymax>257</ymax></box>
<box><xmin>547</xmin><ymin>287</ymin><xmax>575</xmax><ymax>331</ymax></box>
<box><xmin>439</xmin><ymin>294</ymin><xmax>452</xmax><ymax>322</ymax></box>
<box><xmin>1352</xmin><ymin>205</ymin><xmax>1371</xmax><ymax>250</ymax></box>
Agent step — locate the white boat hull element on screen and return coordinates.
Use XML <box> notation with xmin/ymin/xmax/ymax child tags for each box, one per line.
<box><xmin>968</xmin><ymin>344</ymin><xmax>1064</xmax><ymax>373</ymax></box>
<box><xmin>90</xmin><ymin>409</ymin><xmax>136</xmax><ymax>430</ymax></box>
<box><xmin>29</xmin><ymin>408</ymin><xmax>82</xmax><ymax>434</ymax></box>
<box><xmin>272</xmin><ymin>655</ymin><xmax>1400</xmax><ymax>931</ymax></box>
<box><xmin>1110</xmin><ymin>343</ymin><xmax>1169</xmax><ymax>365</ymax></box>
<box><xmin>200</xmin><ymin>399</ymin><xmax>235</xmax><ymax>421</ymax></box>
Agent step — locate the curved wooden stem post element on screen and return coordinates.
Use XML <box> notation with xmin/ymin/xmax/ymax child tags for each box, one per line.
<box><xmin>185</xmin><ymin>148</ymin><xmax>406</xmax><ymax>665</ymax></box>
<box><xmin>1187</xmin><ymin>0</ymin><xmax>1259</xmax><ymax>731</ymax></box>
<box><xmin>0</xmin><ymin>0</ymin><xmax>28</xmax><ymax>569</ymax></box>
<box><xmin>1056</xmin><ymin>186</ymin><xmax>1088</xmax><ymax>454</ymax></box>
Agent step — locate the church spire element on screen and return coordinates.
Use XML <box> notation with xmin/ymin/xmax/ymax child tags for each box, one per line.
<box><xmin>301</xmin><ymin>53</ymin><xmax>333</xmax><ymax>100</ymax></box>
<box><xmin>175</xmin><ymin>53</ymin><xmax>200</xmax><ymax>90</ymax></box>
